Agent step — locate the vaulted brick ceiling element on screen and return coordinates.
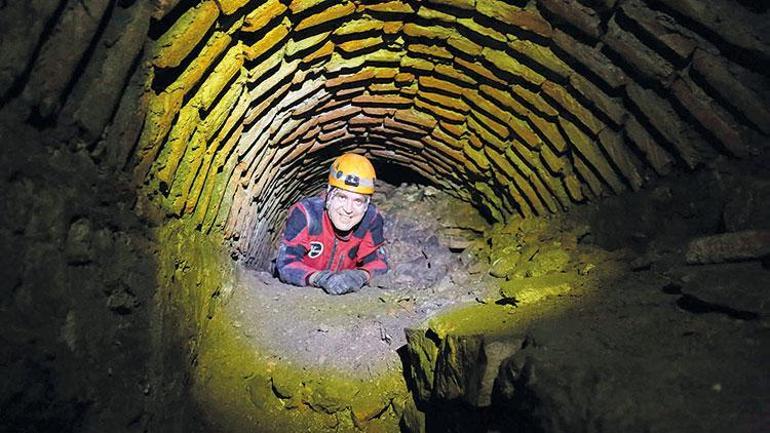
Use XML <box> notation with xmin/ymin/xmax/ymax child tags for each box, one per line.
<box><xmin>130</xmin><ymin>0</ymin><xmax>769</xmax><ymax>264</ymax></box>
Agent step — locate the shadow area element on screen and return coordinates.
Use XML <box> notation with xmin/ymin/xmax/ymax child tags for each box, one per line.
<box><xmin>397</xmin><ymin>156</ymin><xmax>770</xmax><ymax>433</ymax></box>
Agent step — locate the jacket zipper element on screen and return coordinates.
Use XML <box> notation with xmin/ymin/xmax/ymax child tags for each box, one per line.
<box><xmin>325</xmin><ymin>237</ymin><xmax>338</xmax><ymax>270</ymax></box>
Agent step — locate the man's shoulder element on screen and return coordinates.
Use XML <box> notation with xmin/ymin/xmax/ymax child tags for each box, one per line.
<box><xmin>290</xmin><ymin>195</ymin><xmax>325</xmax><ymax>235</ymax></box>
<box><xmin>293</xmin><ymin>195</ymin><xmax>325</xmax><ymax>214</ymax></box>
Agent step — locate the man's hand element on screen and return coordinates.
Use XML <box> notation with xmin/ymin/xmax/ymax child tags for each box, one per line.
<box><xmin>314</xmin><ymin>270</ymin><xmax>368</xmax><ymax>295</ymax></box>
<box><xmin>308</xmin><ymin>271</ymin><xmax>334</xmax><ymax>288</ymax></box>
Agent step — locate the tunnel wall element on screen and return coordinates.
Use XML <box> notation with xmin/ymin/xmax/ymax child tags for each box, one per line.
<box><xmin>132</xmin><ymin>0</ymin><xmax>769</xmax><ymax>269</ymax></box>
<box><xmin>0</xmin><ymin>2</ymin><xmax>169</xmax><ymax>432</ymax></box>
<box><xmin>0</xmin><ymin>1</ymin><xmax>768</xmax><ymax>432</ymax></box>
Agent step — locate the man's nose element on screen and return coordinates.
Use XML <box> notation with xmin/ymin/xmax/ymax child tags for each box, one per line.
<box><xmin>341</xmin><ymin>198</ymin><xmax>354</xmax><ymax>213</ymax></box>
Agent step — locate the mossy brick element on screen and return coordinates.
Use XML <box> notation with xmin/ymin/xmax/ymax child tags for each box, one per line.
<box><xmin>217</xmin><ymin>0</ymin><xmax>250</xmax><ymax>15</ymax></box>
<box><xmin>455</xmin><ymin>56</ymin><xmax>506</xmax><ymax>85</ymax></box>
<box><xmin>153</xmin><ymin>1</ymin><xmax>219</xmax><ymax>68</ymax></box>
<box><xmin>364</xmin><ymin>1</ymin><xmax>415</xmax><ymax>13</ymax></box>
<box><xmin>407</xmin><ymin>43</ymin><xmax>454</xmax><ymax>60</ymax></box>
<box><xmin>512</xmin><ymin>85</ymin><xmax>558</xmax><ymax>118</ymax></box>
<box><xmin>402</xmin><ymin>23</ymin><xmax>455</xmax><ymax>40</ymax></box>
<box><xmin>597</xmin><ymin>128</ymin><xmax>644</xmax><ymax>191</ymax></box>
<box><xmin>457</xmin><ymin>17</ymin><xmax>507</xmax><ymax>43</ymax></box>
<box><xmin>499</xmin><ymin>272</ymin><xmax>574</xmax><ymax>305</ymax></box>
<box><xmin>508</xmin><ymin>39</ymin><xmax>572</xmax><ymax>80</ymax></box>
<box><xmin>243</xmin><ymin>0</ymin><xmax>287</xmax><ymax>32</ymax></box>
<box><xmin>417</xmin><ymin>5</ymin><xmax>457</xmax><ymax>23</ymax></box>
<box><xmin>541</xmin><ymin>81</ymin><xmax>605</xmax><ymax>135</ymax></box>
<box><xmin>333</xmin><ymin>18</ymin><xmax>385</xmax><ymax>36</ymax></box>
<box><xmin>294</xmin><ymin>2</ymin><xmax>356</xmax><ymax>32</ymax></box>
<box><xmin>560</xmin><ymin>117</ymin><xmax>625</xmax><ymax>194</ymax></box>
<box><xmin>447</xmin><ymin>35</ymin><xmax>483</xmax><ymax>56</ymax></box>
<box><xmin>475</xmin><ymin>0</ymin><xmax>553</xmax><ymax>38</ymax></box>
<box><xmin>435</xmin><ymin>63</ymin><xmax>476</xmax><ymax>84</ymax></box>
<box><xmin>244</xmin><ymin>23</ymin><xmax>289</xmax><ymax>60</ymax></box>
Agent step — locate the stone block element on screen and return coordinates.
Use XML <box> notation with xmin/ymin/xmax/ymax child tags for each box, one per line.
<box><xmin>435</xmin><ymin>64</ymin><xmax>476</xmax><ymax>84</ymax></box>
<box><xmin>364</xmin><ymin>1</ymin><xmax>415</xmax><ymax>13</ymax></box>
<box><xmin>597</xmin><ymin>128</ymin><xmax>643</xmax><ymax>191</ymax></box>
<box><xmin>407</xmin><ymin>43</ymin><xmax>454</xmax><ymax>60</ymax></box>
<box><xmin>243</xmin><ymin>0</ymin><xmax>287</xmax><ymax>32</ymax></box>
<box><xmin>551</xmin><ymin>29</ymin><xmax>627</xmax><ymax>89</ymax></box>
<box><xmin>338</xmin><ymin>36</ymin><xmax>384</xmax><ymax>54</ymax></box>
<box><xmin>541</xmin><ymin>81</ymin><xmax>604</xmax><ymax>135</ymax></box>
<box><xmin>244</xmin><ymin>24</ymin><xmax>290</xmax><ymax>60</ymax></box>
<box><xmin>499</xmin><ymin>272</ymin><xmax>573</xmax><ymax>305</ymax></box>
<box><xmin>529</xmin><ymin>112</ymin><xmax>567</xmax><ymax>153</ymax></box>
<box><xmin>403</xmin><ymin>23</ymin><xmax>455</xmax><ymax>40</ymax></box>
<box><xmin>419</xmin><ymin>76</ymin><xmax>463</xmax><ymax>95</ymax></box>
<box><xmin>508</xmin><ymin>39</ymin><xmax>573</xmax><ymax>80</ymax></box>
<box><xmin>670</xmin><ymin>78</ymin><xmax>747</xmax><ymax>158</ymax></box>
<box><xmin>481</xmin><ymin>48</ymin><xmax>546</xmax><ymax>86</ymax></box>
<box><xmin>602</xmin><ymin>17</ymin><xmax>675</xmax><ymax>84</ymax></box>
<box><xmin>538</xmin><ymin>0</ymin><xmax>602</xmax><ymax>40</ymax></box>
<box><xmin>217</xmin><ymin>0</ymin><xmax>250</xmax><ymax>15</ymax></box>
<box><xmin>454</xmin><ymin>57</ymin><xmax>506</xmax><ymax>85</ymax></box>
<box><xmin>457</xmin><ymin>17</ymin><xmax>507</xmax><ymax>43</ymax></box>
<box><xmin>395</xmin><ymin>109</ymin><xmax>439</xmax><ymax>129</ymax></box>
<box><xmin>568</xmin><ymin>74</ymin><xmax>626</xmax><ymax>127</ymax></box>
<box><xmin>417</xmin><ymin>5</ymin><xmax>457</xmax><ymax>23</ymax></box>
<box><xmin>653</xmin><ymin>0</ymin><xmax>770</xmax><ymax>64</ymax></box>
<box><xmin>512</xmin><ymin>85</ymin><xmax>558</xmax><ymax>118</ymax></box>
<box><xmin>691</xmin><ymin>49</ymin><xmax>770</xmax><ymax>135</ymax></box>
<box><xmin>294</xmin><ymin>2</ymin><xmax>356</xmax><ymax>32</ymax></box>
<box><xmin>333</xmin><ymin>18</ymin><xmax>385</xmax><ymax>36</ymax></box>
<box><xmin>352</xmin><ymin>94</ymin><xmax>412</xmax><ymax>106</ymax></box>
<box><xmin>623</xmin><ymin>116</ymin><xmax>673</xmax><ymax>176</ymax></box>
<box><xmin>625</xmin><ymin>83</ymin><xmax>706</xmax><ymax>169</ymax></box>
<box><xmin>153</xmin><ymin>1</ymin><xmax>219</xmax><ymax>68</ymax></box>
<box><xmin>618</xmin><ymin>0</ymin><xmax>697</xmax><ymax>63</ymax></box>
<box><xmin>23</xmin><ymin>0</ymin><xmax>113</xmax><ymax>117</ymax></box>
<box><xmin>447</xmin><ymin>36</ymin><xmax>483</xmax><ymax>56</ymax></box>
<box><xmin>475</xmin><ymin>0</ymin><xmax>553</xmax><ymax>38</ymax></box>
<box><xmin>686</xmin><ymin>230</ymin><xmax>770</xmax><ymax>264</ymax></box>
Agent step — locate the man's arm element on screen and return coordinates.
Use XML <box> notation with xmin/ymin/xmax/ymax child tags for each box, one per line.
<box><xmin>276</xmin><ymin>206</ymin><xmax>319</xmax><ymax>286</ymax></box>
<box><xmin>356</xmin><ymin>211</ymin><xmax>389</xmax><ymax>279</ymax></box>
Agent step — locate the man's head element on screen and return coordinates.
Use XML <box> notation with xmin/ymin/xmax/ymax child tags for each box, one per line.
<box><xmin>325</xmin><ymin>153</ymin><xmax>376</xmax><ymax>232</ymax></box>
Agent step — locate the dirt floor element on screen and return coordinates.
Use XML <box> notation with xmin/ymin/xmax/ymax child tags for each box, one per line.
<box><xmin>198</xmin><ymin>156</ymin><xmax>769</xmax><ymax>432</ymax></box>
<box><xmin>228</xmin><ymin>181</ymin><xmax>495</xmax><ymax>377</ymax></box>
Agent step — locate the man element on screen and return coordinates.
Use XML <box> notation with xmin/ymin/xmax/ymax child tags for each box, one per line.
<box><xmin>276</xmin><ymin>153</ymin><xmax>389</xmax><ymax>294</ymax></box>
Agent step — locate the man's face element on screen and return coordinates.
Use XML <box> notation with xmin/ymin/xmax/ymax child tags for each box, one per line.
<box><xmin>326</xmin><ymin>188</ymin><xmax>369</xmax><ymax>232</ymax></box>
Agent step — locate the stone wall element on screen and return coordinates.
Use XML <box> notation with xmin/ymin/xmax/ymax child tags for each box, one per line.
<box><xmin>1</xmin><ymin>1</ymin><xmax>768</xmax><ymax>432</ymax></box>
<box><xmin>1</xmin><ymin>2</ymin><xmax>161</xmax><ymax>432</ymax></box>
<box><xmin>131</xmin><ymin>0</ymin><xmax>769</xmax><ymax>268</ymax></box>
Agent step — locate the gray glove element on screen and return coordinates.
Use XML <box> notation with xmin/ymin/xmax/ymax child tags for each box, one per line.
<box><xmin>322</xmin><ymin>270</ymin><xmax>369</xmax><ymax>295</ymax></box>
<box><xmin>308</xmin><ymin>271</ymin><xmax>334</xmax><ymax>288</ymax></box>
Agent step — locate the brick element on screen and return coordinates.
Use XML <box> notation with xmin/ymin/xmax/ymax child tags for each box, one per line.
<box><xmin>295</xmin><ymin>2</ymin><xmax>356</xmax><ymax>32</ymax></box>
<box><xmin>153</xmin><ymin>1</ymin><xmax>219</xmax><ymax>68</ymax></box>
<box><xmin>692</xmin><ymin>49</ymin><xmax>770</xmax><ymax>135</ymax></box>
<box><xmin>538</xmin><ymin>0</ymin><xmax>602</xmax><ymax>40</ymax></box>
<box><xmin>475</xmin><ymin>0</ymin><xmax>552</xmax><ymax>38</ymax></box>
<box><xmin>243</xmin><ymin>0</ymin><xmax>287</xmax><ymax>32</ymax></box>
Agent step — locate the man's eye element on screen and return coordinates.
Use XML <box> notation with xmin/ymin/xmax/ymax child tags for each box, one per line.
<box><xmin>354</xmin><ymin>199</ymin><xmax>364</xmax><ymax>206</ymax></box>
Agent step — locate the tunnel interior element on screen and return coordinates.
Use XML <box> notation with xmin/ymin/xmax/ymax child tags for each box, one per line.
<box><xmin>1</xmin><ymin>0</ymin><xmax>769</xmax><ymax>432</ymax></box>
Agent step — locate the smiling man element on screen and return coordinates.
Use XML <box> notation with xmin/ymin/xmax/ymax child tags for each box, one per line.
<box><xmin>275</xmin><ymin>153</ymin><xmax>389</xmax><ymax>295</ymax></box>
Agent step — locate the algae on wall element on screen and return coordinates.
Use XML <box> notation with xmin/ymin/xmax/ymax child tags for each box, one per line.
<box><xmin>151</xmin><ymin>220</ymin><xmax>236</xmax><ymax>431</ymax></box>
<box><xmin>153</xmin><ymin>220</ymin><xmax>410</xmax><ymax>433</ymax></box>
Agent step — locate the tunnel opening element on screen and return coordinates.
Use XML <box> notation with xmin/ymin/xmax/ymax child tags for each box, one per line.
<box><xmin>2</xmin><ymin>1</ymin><xmax>770</xmax><ymax>433</ymax></box>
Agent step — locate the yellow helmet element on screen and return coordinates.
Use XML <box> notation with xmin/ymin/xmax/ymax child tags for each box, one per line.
<box><xmin>328</xmin><ymin>153</ymin><xmax>376</xmax><ymax>195</ymax></box>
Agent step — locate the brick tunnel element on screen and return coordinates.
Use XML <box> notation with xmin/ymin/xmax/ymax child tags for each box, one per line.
<box><xmin>1</xmin><ymin>1</ymin><xmax>769</xmax><ymax>433</ymax></box>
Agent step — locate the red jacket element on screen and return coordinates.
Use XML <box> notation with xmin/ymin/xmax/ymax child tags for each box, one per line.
<box><xmin>276</xmin><ymin>195</ymin><xmax>389</xmax><ymax>286</ymax></box>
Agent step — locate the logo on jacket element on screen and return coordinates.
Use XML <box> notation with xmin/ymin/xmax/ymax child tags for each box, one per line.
<box><xmin>308</xmin><ymin>241</ymin><xmax>324</xmax><ymax>258</ymax></box>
